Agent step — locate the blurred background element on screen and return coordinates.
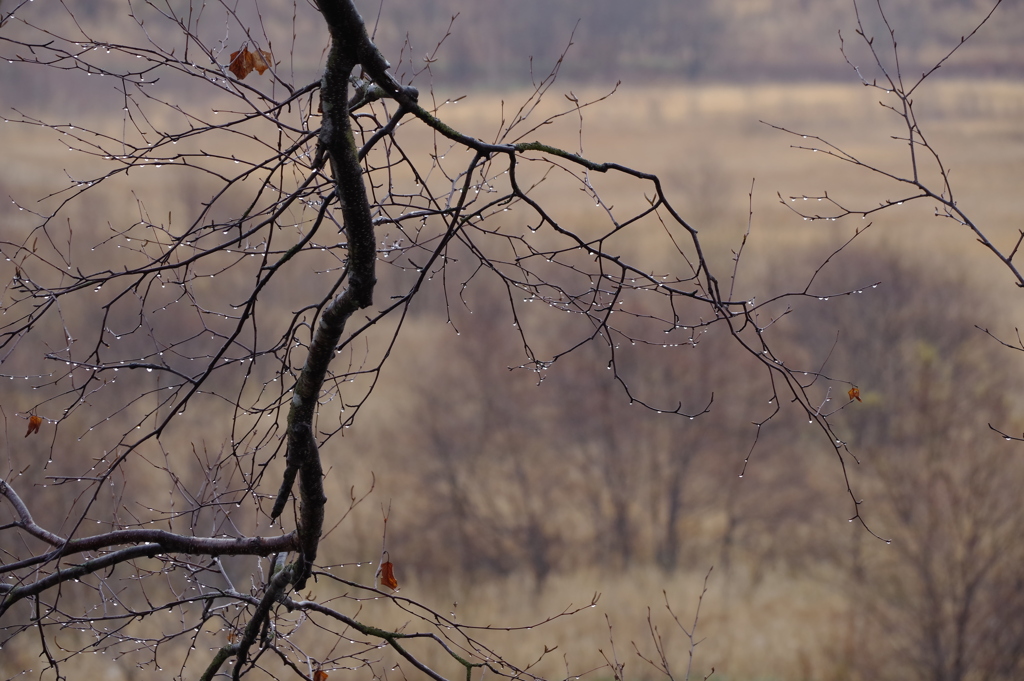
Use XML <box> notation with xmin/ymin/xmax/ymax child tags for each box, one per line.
<box><xmin>2</xmin><ymin>1</ymin><xmax>1024</xmax><ymax>680</ymax></box>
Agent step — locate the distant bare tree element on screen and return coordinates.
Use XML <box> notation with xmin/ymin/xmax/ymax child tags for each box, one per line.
<box><xmin>782</xmin><ymin>248</ymin><xmax>1024</xmax><ymax>681</ymax></box>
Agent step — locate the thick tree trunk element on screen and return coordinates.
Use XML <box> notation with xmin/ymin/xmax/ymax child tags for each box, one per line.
<box><xmin>271</xmin><ymin>0</ymin><xmax>416</xmax><ymax>590</ymax></box>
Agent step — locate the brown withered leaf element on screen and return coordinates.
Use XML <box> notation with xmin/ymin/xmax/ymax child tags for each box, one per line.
<box><xmin>378</xmin><ymin>561</ymin><xmax>398</xmax><ymax>590</ymax></box>
<box><xmin>228</xmin><ymin>46</ymin><xmax>273</xmax><ymax>80</ymax></box>
<box><xmin>313</xmin><ymin>671</ymin><xmax>329</xmax><ymax>681</ymax></box>
<box><xmin>228</xmin><ymin>48</ymin><xmax>251</xmax><ymax>79</ymax></box>
<box><xmin>848</xmin><ymin>386</ymin><xmax>861</xmax><ymax>402</ymax></box>
<box><xmin>25</xmin><ymin>415</ymin><xmax>43</xmax><ymax>438</ymax></box>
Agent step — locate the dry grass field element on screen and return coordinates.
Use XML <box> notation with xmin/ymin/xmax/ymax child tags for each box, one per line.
<box><xmin>334</xmin><ymin>79</ymin><xmax>1024</xmax><ymax>681</ymax></box>
<box><xmin>2</xmin><ymin>77</ymin><xmax>1023</xmax><ymax>680</ymax></box>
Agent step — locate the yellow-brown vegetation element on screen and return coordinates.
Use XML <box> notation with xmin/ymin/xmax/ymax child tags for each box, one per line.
<box><xmin>2</xmin><ymin>77</ymin><xmax>1023</xmax><ymax>680</ymax></box>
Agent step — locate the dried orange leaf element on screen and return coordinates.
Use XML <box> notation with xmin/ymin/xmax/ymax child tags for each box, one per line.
<box><xmin>253</xmin><ymin>49</ymin><xmax>273</xmax><ymax>75</ymax></box>
<box><xmin>228</xmin><ymin>46</ymin><xmax>273</xmax><ymax>80</ymax></box>
<box><xmin>313</xmin><ymin>670</ymin><xmax>329</xmax><ymax>681</ymax></box>
<box><xmin>25</xmin><ymin>415</ymin><xmax>42</xmax><ymax>438</ymax></box>
<box><xmin>378</xmin><ymin>561</ymin><xmax>398</xmax><ymax>590</ymax></box>
<box><xmin>848</xmin><ymin>387</ymin><xmax>861</xmax><ymax>402</ymax></box>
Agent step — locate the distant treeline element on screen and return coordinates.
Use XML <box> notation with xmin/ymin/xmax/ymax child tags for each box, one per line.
<box><xmin>3</xmin><ymin>0</ymin><xmax>1021</xmax><ymax>104</ymax></box>
<box><xmin>367</xmin><ymin>0</ymin><xmax>1023</xmax><ymax>85</ymax></box>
